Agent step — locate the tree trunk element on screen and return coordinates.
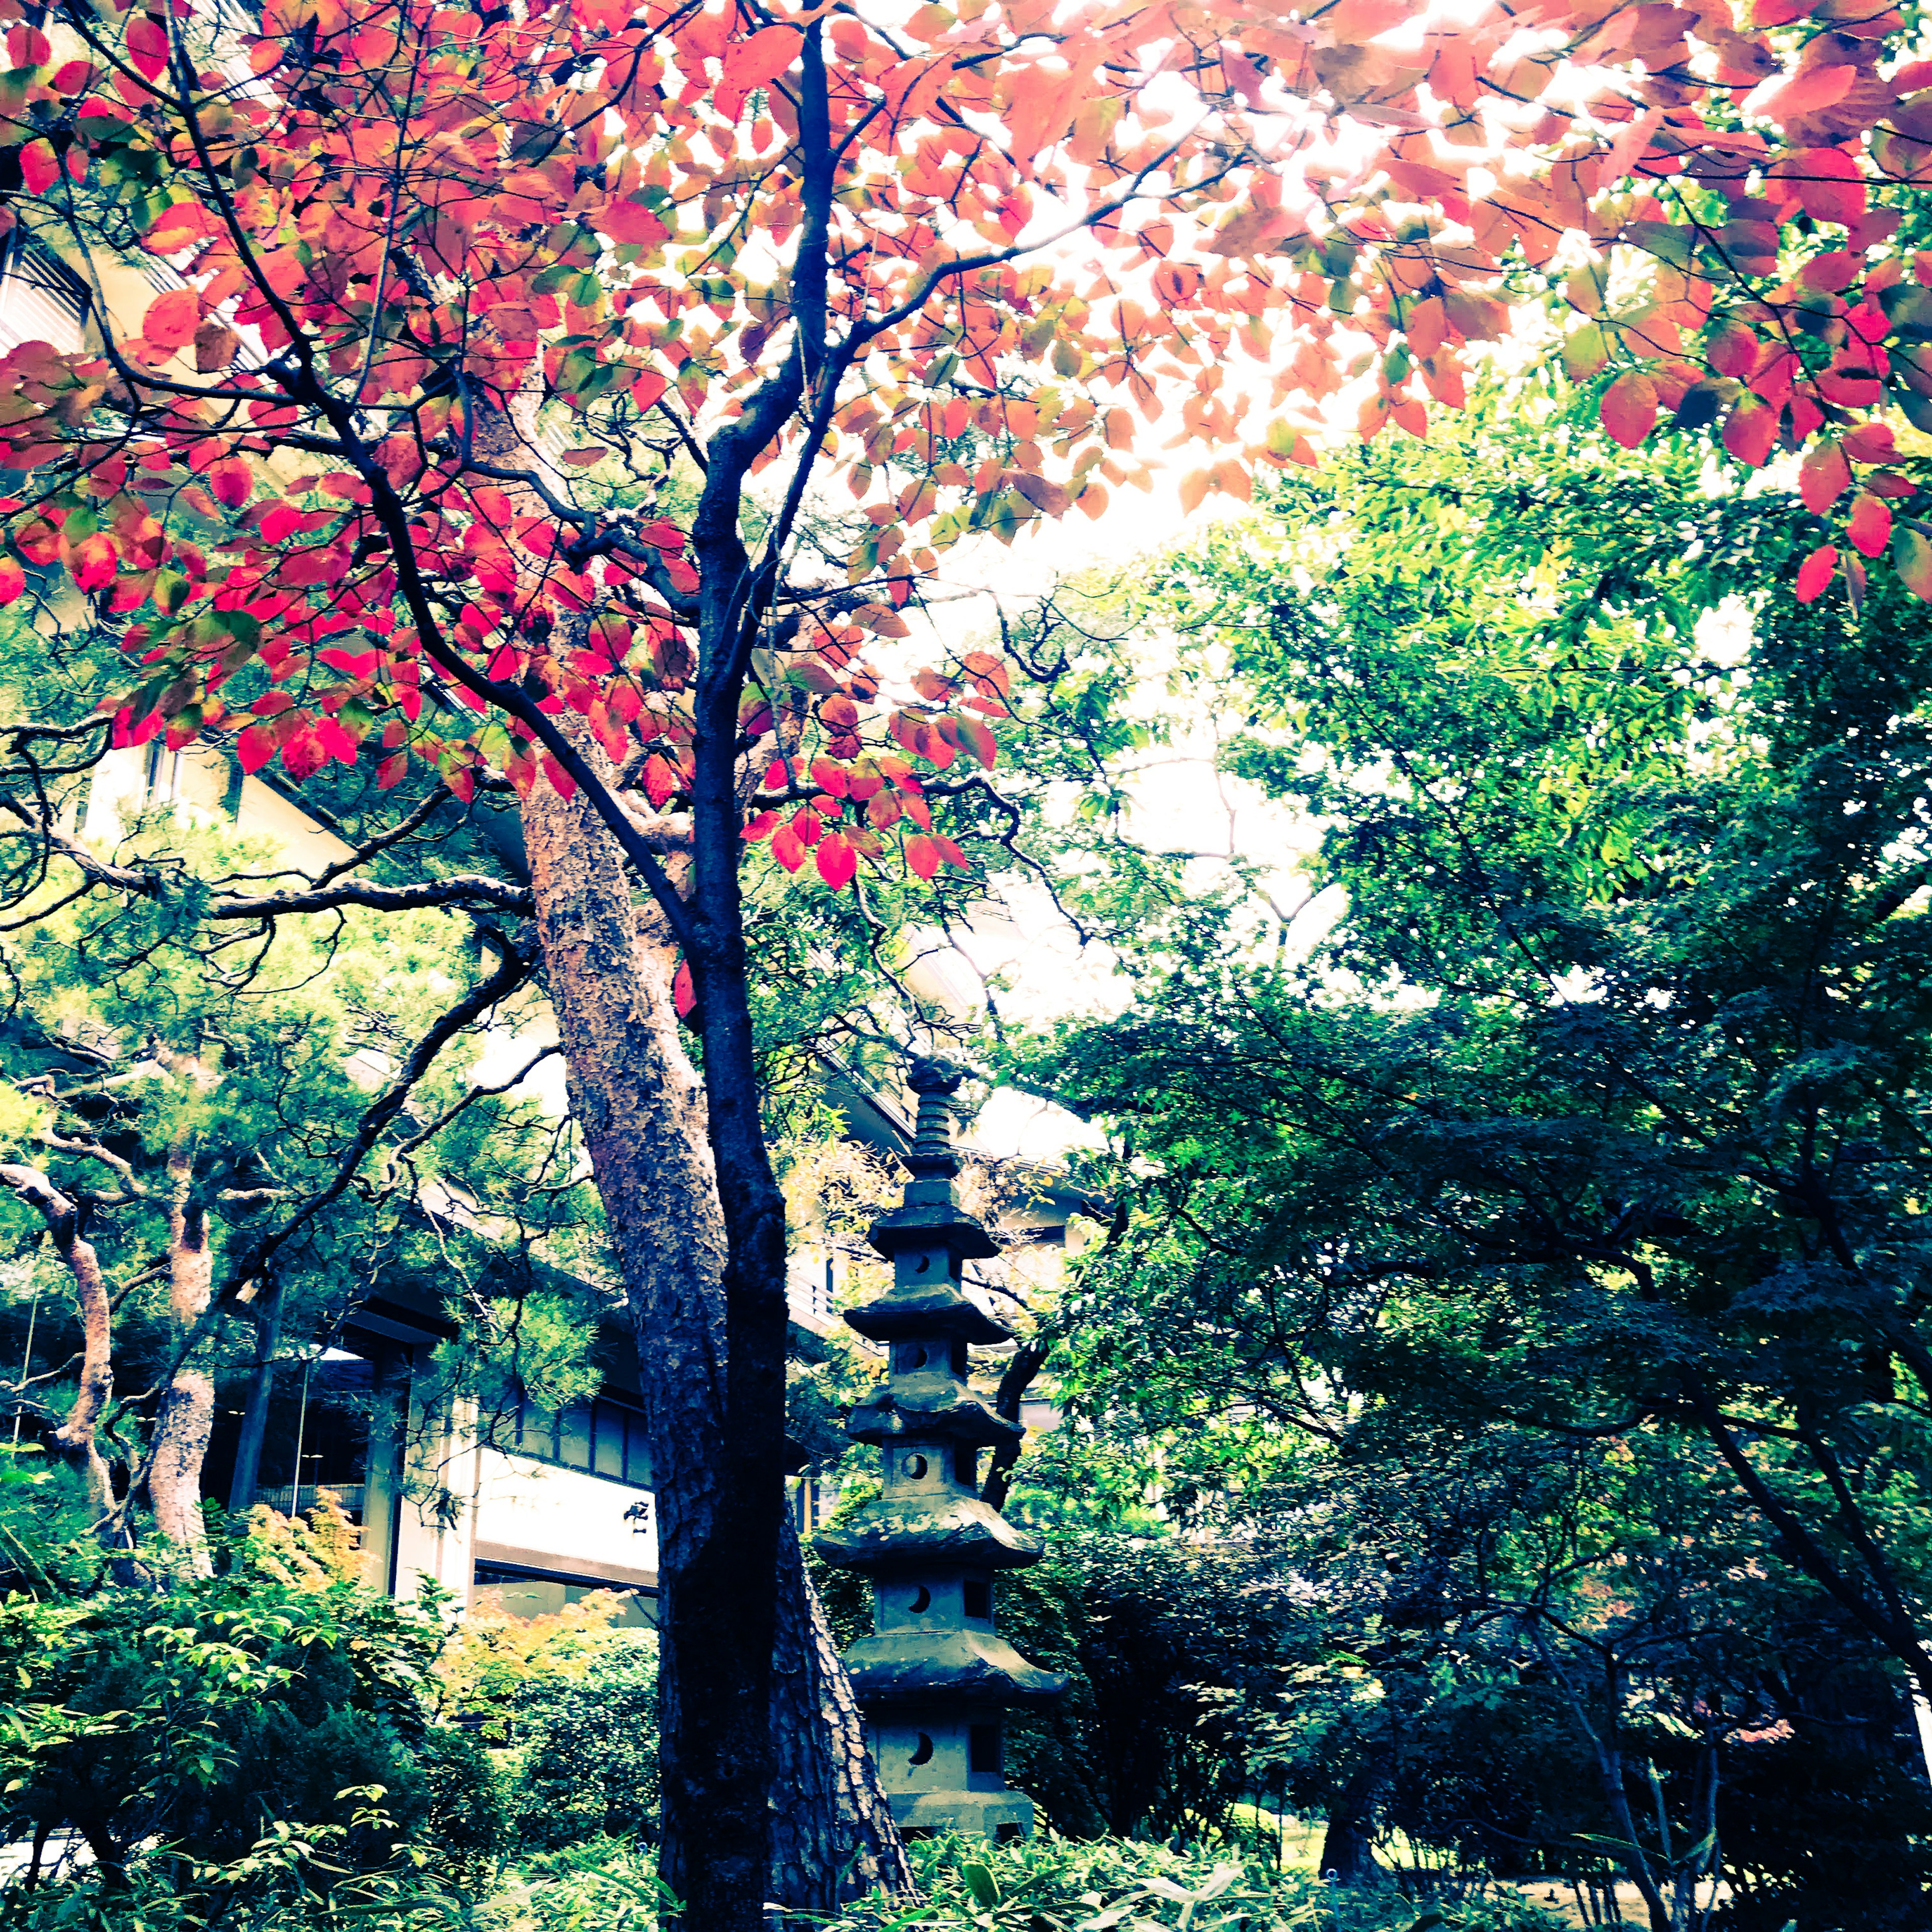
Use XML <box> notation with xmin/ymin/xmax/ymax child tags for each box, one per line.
<box><xmin>146</xmin><ymin>1139</ymin><xmax>214</xmax><ymax>1575</ymax></box>
<box><xmin>522</xmin><ymin>757</ymin><xmax>911</xmax><ymax>1917</ymax></box>
<box><xmin>771</xmin><ymin>1511</ymin><xmax>912</xmax><ymax>1910</ymax></box>
<box><xmin>1319</xmin><ymin>1750</ymin><xmax>1389</xmax><ymax>1888</ymax></box>
<box><xmin>226</xmin><ymin>1279</ymin><xmax>286</xmax><ymax>1512</ymax></box>
<box><xmin>0</xmin><ymin>1164</ymin><xmax>119</xmax><ymax>1541</ymax></box>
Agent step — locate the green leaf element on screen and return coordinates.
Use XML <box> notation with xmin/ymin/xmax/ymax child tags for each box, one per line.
<box><xmin>961</xmin><ymin>1862</ymin><xmax>1001</xmax><ymax>1909</ymax></box>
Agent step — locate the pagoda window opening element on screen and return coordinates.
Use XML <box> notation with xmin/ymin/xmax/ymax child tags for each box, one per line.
<box><xmin>969</xmin><ymin>1727</ymin><xmax>1002</xmax><ymax>1775</ymax></box>
<box><xmin>962</xmin><ymin>1578</ymin><xmax>992</xmax><ymax>1622</ymax></box>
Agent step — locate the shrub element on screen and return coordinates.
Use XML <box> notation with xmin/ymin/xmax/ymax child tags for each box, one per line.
<box><xmin>827</xmin><ymin>1835</ymin><xmax>1572</xmax><ymax>1932</ymax></box>
<box><xmin>419</xmin><ymin>1725</ymin><xmax>515</xmax><ymax>1879</ymax></box>
<box><xmin>0</xmin><ymin>1517</ymin><xmax>449</xmax><ymax>1884</ymax></box>
<box><xmin>505</xmin><ymin>1629</ymin><xmax>661</xmax><ymax>1850</ymax></box>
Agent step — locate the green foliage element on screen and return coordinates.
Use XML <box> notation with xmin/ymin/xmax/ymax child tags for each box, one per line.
<box><xmin>416</xmin><ymin>1727</ymin><xmax>515</xmax><ymax>1882</ymax></box>
<box><xmin>476</xmin><ymin>1837</ymin><xmax>673</xmax><ymax>1932</ymax></box>
<box><xmin>1012</xmin><ymin>397</ymin><xmax>1932</xmax><ymax>1915</ymax></box>
<box><xmin>503</xmin><ymin>1631</ymin><xmax>660</xmax><ymax>1851</ymax></box>
<box><xmin>0</xmin><ymin>1527</ymin><xmax>450</xmax><ymax>1869</ymax></box>
<box><xmin>0</xmin><ymin>1822</ymin><xmax>476</xmax><ymax>1932</ymax></box>
<box><xmin>828</xmin><ymin>1836</ymin><xmax>1570</xmax><ymax>1932</ymax></box>
<box><xmin>811</xmin><ymin>1534</ymin><xmax>1302</xmax><ymax>1845</ymax></box>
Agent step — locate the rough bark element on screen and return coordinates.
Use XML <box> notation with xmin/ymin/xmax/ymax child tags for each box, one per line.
<box><xmin>0</xmin><ymin>1163</ymin><xmax>118</xmax><ymax>1538</ymax></box>
<box><xmin>771</xmin><ymin>1511</ymin><xmax>913</xmax><ymax>1910</ymax></box>
<box><xmin>522</xmin><ymin>752</ymin><xmax>911</xmax><ymax>1916</ymax></box>
<box><xmin>146</xmin><ymin>1136</ymin><xmax>214</xmax><ymax>1574</ymax></box>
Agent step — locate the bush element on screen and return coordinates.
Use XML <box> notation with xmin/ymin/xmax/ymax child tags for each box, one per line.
<box><xmin>419</xmin><ymin>1726</ymin><xmax>515</xmax><ymax>1879</ymax></box>
<box><xmin>477</xmin><ymin>1837</ymin><xmax>671</xmax><ymax>1932</ymax></box>
<box><xmin>505</xmin><ymin>1629</ymin><xmax>661</xmax><ymax>1850</ymax></box>
<box><xmin>827</xmin><ymin>1836</ymin><xmax>1572</xmax><ymax>1932</ymax></box>
<box><xmin>0</xmin><ymin>1514</ymin><xmax>450</xmax><ymax>1885</ymax></box>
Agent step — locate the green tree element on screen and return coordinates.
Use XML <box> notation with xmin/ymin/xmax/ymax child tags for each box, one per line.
<box><xmin>1021</xmin><ymin>396</ymin><xmax>1932</xmax><ymax>1926</ymax></box>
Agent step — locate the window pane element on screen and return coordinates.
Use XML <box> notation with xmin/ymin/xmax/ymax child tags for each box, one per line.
<box><xmin>520</xmin><ymin>1402</ymin><xmax>556</xmax><ymax>1459</ymax></box>
<box><xmin>558</xmin><ymin>1403</ymin><xmax>592</xmax><ymax>1470</ymax></box>
<box><xmin>624</xmin><ymin>1415</ymin><xmax>653</xmax><ymax>1489</ymax></box>
<box><xmin>592</xmin><ymin>1401</ymin><xmax>624</xmax><ymax>1478</ymax></box>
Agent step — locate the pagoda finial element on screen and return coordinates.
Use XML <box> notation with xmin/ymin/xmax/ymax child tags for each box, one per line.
<box><xmin>906</xmin><ymin>1054</ymin><xmax>970</xmax><ymax>1180</ymax></box>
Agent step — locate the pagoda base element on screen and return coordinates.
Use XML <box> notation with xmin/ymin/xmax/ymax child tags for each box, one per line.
<box><xmin>888</xmin><ymin>1790</ymin><xmax>1035</xmax><ymax>1841</ymax></box>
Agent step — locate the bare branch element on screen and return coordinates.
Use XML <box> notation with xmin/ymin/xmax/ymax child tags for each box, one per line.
<box><xmin>208</xmin><ymin>875</ymin><xmax>535</xmax><ymax>921</ymax></box>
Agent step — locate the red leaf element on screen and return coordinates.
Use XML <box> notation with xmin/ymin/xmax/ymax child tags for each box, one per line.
<box><xmin>144</xmin><ymin>202</ymin><xmax>220</xmax><ymax>253</ymax></box>
<box><xmin>1846</xmin><ymin>493</ymin><xmax>1892</xmax><ymax>558</ymax></box>
<box><xmin>258</xmin><ymin>501</ymin><xmax>302</xmax><ymax>544</ymax></box>
<box><xmin>141</xmin><ymin>287</ymin><xmax>199</xmax><ymax>353</ymax></box>
<box><xmin>673</xmin><ymin>961</ymin><xmax>695</xmax><ymax>1017</ymax></box>
<box><xmin>377</xmin><ymin>750</ymin><xmax>409</xmax><ymax>789</ymax></box>
<box><xmin>770</xmin><ymin>820</ymin><xmax>807</xmax><ymax>871</ymax></box>
<box><xmin>816</xmin><ymin>832</ymin><xmax>858</xmax><ymax>890</ymax></box>
<box><xmin>1778</xmin><ymin>147</ymin><xmax>1866</xmax><ymax>225</ymax></box>
<box><xmin>237</xmin><ymin>721</ymin><xmax>280</xmax><ymax>773</ymax></box>
<box><xmin>1747</xmin><ymin>63</ymin><xmax>1857</xmax><ymax>124</ymax></box>
<box><xmin>1799</xmin><ymin>439</ymin><xmax>1851</xmax><ymax>515</ymax></box>
<box><xmin>1599</xmin><ymin>373</ymin><xmax>1658</xmax><ymax>449</ymax></box>
<box><xmin>1722</xmin><ymin>396</ymin><xmax>1778</xmax><ymax>469</ymax></box>
<box><xmin>905</xmin><ymin>832</ymin><xmax>968</xmax><ymax>879</ymax></box>
<box><xmin>1795</xmin><ymin>543</ymin><xmax>1839</xmax><ymax>603</ymax></box>
<box><xmin>603</xmin><ymin>197</ymin><xmax>670</xmax><ymax>249</ymax></box>
<box><xmin>209</xmin><ymin>459</ymin><xmax>252</xmax><ymax>509</ymax></box>
<box><xmin>1706</xmin><ymin>320</ymin><xmax>1758</xmax><ymax>380</ymax></box>
<box><xmin>643</xmin><ymin>753</ymin><xmax>681</xmax><ymax>809</ymax></box>
<box><xmin>715</xmin><ymin>24</ymin><xmax>800</xmax><ymax>122</ymax></box>
<box><xmin>313</xmin><ymin>716</ymin><xmax>360</xmax><ymax>766</ymax></box>
<box><xmin>0</xmin><ymin>556</ymin><xmax>22</xmax><ymax>606</ymax></box>
<box><xmin>18</xmin><ymin>140</ymin><xmax>58</xmax><ymax>197</ymax></box>
<box><xmin>72</xmin><ymin>533</ymin><xmax>116</xmax><ymax>591</ymax></box>
<box><xmin>539</xmin><ymin>754</ymin><xmax>577</xmax><ymax>799</ymax></box>
<box><xmin>124</xmin><ymin>13</ymin><xmax>168</xmax><ymax>79</ymax></box>
<box><xmin>1842</xmin><ymin>423</ymin><xmax>1897</xmax><ymax>463</ymax></box>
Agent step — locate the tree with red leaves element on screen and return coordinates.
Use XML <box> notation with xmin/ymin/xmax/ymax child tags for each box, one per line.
<box><xmin>2</xmin><ymin>0</ymin><xmax>1930</xmax><ymax>1921</ymax></box>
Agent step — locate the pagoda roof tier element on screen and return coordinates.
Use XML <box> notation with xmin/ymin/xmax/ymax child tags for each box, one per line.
<box><xmin>815</xmin><ymin>1493</ymin><xmax>1044</xmax><ymax>1573</ymax></box>
<box><xmin>847</xmin><ymin>1377</ymin><xmax>1022</xmax><ymax>1448</ymax></box>
<box><xmin>841</xmin><ymin>1630</ymin><xmax>1071</xmax><ymax>1709</ymax></box>
<box><xmin>844</xmin><ymin>1283</ymin><xmax>1012</xmax><ymax>1347</ymax></box>
<box><xmin>866</xmin><ymin>1195</ymin><xmax>1001</xmax><ymax>1263</ymax></box>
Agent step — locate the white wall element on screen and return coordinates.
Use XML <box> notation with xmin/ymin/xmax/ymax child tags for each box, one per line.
<box><xmin>472</xmin><ymin>1446</ymin><xmax>659</xmax><ymax>1589</ymax></box>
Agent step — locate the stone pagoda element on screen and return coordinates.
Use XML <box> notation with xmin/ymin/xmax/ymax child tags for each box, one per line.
<box><xmin>815</xmin><ymin>1056</ymin><xmax>1067</xmax><ymax>1840</ymax></box>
